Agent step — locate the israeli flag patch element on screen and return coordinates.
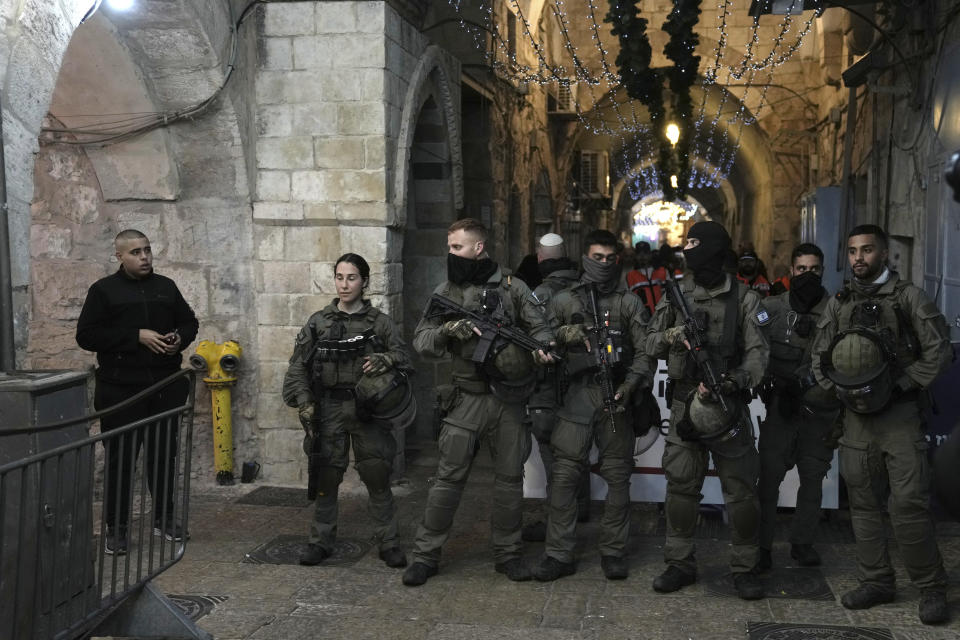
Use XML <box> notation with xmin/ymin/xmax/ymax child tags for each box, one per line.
<box><xmin>756</xmin><ymin>308</ymin><xmax>771</xmax><ymax>325</ymax></box>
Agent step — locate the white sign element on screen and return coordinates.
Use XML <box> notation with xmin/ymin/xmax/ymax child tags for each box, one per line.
<box><xmin>524</xmin><ymin>360</ymin><xmax>840</xmax><ymax>508</ymax></box>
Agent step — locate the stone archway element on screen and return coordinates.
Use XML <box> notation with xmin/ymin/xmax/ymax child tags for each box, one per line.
<box><xmin>3</xmin><ymin>0</ymin><xmax>256</xmax><ymax>483</ymax></box>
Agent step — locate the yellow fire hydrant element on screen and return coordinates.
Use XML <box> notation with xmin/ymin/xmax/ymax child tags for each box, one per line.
<box><xmin>190</xmin><ymin>341</ymin><xmax>242</xmax><ymax>485</ymax></box>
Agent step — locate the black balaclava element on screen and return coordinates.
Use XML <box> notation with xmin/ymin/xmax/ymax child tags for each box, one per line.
<box><xmin>684</xmin><ymin>221</ymin><xmax>731</xmax><ymax>288</ymax></box>
<box><xmin>448</xmin><ymin>252</ymin><xmax>498</xmax><ymax>286</ymax></box>
<box><xmin>539</xmin><ymin>257</ymin><xmax>577</xmax><ymax>279</ymax></box>
<box><xmin>789</xmin><ymin>271</ymin><xmax>825</xmax><ymax>312</ymax></box>
<box><xmin>581</xmin><ymin>255</ymin><xmax>622</xmax><ymax>293</ymax></box>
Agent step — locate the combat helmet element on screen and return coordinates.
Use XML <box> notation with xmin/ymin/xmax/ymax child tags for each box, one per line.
<box><xmin>484</xmin><ymin>340</ymin><xmax>536</xmax><ymax>402</ymax></box>
<box><xmin>355</xmin><ymin>368</ymin><xmax>417</xmax><ymax>428</ymax></box>
<box><xmin>677</xmin><ymin>389</ymin><xmax>752</xmax><ymax>457</ymax></box>
<box><xmin>820</xmin><ymin>328</ymin><xmax>893</xmax><ymax>414</ymax></box>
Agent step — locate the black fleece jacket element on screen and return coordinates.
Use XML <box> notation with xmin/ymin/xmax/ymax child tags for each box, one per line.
<box><xmin>76</xmin><ymin>268</ymin><xmax>199</xmax><ymax>385</ymax></box>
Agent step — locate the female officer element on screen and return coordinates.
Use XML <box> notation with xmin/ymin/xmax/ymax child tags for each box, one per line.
<box><xmin>282</xmin><ymin>253</ymin><xmax>411</xmax><ymax>568</ymax></box>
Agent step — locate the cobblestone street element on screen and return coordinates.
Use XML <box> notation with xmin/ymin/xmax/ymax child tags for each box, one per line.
<box><xmin>142</xmin><ymin>440</ymin><xmax>960</xmax><ymax>640</ymax></box>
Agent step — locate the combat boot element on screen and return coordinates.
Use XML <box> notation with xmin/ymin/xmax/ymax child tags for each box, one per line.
<box><xmin>600</xmin><ymin>555</ymin><xmax>629</xmax><ymax>580</ymax></box>
<box><xmin>790</xmin><ymin>543</ymin><xmax>821</xmax><ymax>566</ymax></box>
<box><xmin>840</xmin><ymin>584</ymin><xmax>895</xmax><ymax>610</ymax></box>
<box><xmin>652</xmin><ymin>566</ymin><xmax>696</xmax><ymax>593</ymax></box>
<box><xmin>733</xmin><ymin>571</ymin><xmax>765</xmax><ymax>600</ymax></box>
<box><xmin>299</xmin><ymin>543</ymin><xmax>330</xmax><ymax>566</ymax></box>
<box><xmin>495</xmin><ymin>557</ymin><xmax>532</xmax><ymax>582</ymax></box>
<box><xmin>531</xmin><ymin>555</ymin><xmax>576</xmax><ymax>582</ymax></box>
<box><xmin>919</xmin><ymin>589</ymin><xmax>948</xmax><ymax>625</ymax></box>
<box><xmin>378</xmin><ymin>547</ymin><xmax>407</xmax><ymax>568</ymax></box>
<box><xmin>402</xmin><ymin>562</ymin><xmax>437</xmax><ymax>586</ymax></box>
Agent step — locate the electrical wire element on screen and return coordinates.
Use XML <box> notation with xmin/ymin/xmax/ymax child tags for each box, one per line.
<box><xmin>40</xmin><ymin>0</ymin><xmax>287</xmax><ymax>146</ymax></box>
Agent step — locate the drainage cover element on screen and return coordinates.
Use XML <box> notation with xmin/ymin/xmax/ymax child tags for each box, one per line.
<box><xmin>235</xmin><ymin>486</ymin><xmax>311</xmax><ymax>507</ymax></box>
<box><xmin>748</xmin><ymin>622</ymin><xmax>892</xmax><ymax>640</ymax></box>
<box><xmin>243</xmin><ymin>534</ymin><xmax>371</xmax><ymax>566</ymax></box>
<box><xmin>168</xmin><ymin>594</ymin><xmax>228</xmax><ymax>621</ymax></box>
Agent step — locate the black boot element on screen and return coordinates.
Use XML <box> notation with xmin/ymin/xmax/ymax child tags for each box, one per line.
<box><xmin>531</xmin><ymin>555</ymin><xmax>576</xmax><ymax>582</ymax></box>
<box><xmin>402</xmin><ymin>562</ymin><xmax>437</xmax><ymax>586</ymax></box>
<box><xmin>790</xmin><ymin>543</ymin><xmax>821</xmax><ymax>567</ymax></box>
<box><xmin>652</xmin><ymin>566</ymin><xmax>696</xmax><ymax>593</ymax></box>
<box><xmin>919</xmin><ymin>589</ymin><xmax>948</xmax><ymax>625</ymax></box>
<box><xmin>495</xmin><ymin>557</ymin><xmax>532</xmax><ymax>582</ymax></box>
<box><xmin>299</xmin><ymin>543</ymin><xmax>330</xmax><ymax>566</ymax></box>
<box><xmin>840</xmin><ymin>584</ymin><xmax>895</xmax><ymax>610</ymax></box>
<box><xmin>600</xmin><ymin>555</ymin><xmax>629</xmax><ymax>580</ymax></box>
<box><xmin>379</xmin><ymin>547</ymin><xmax>407</xmax><ymax>568</ymax></box>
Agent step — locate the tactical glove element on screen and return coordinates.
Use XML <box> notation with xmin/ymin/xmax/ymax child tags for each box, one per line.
<box><xmin>556</xmin><ymin>324</ymin><xmax>587</xmax><ymax>346</ymax></box>
<box><xmin>664</xmin><ymin>325</ymin><xmax>685</xmax><ymax>346</ymax></box>
<box><xmin>531</xmin><ymin>349</ymin><xmax>554</xmax><ymax>365</ymax></box>
<box><xmin>614</xmin><ymin>384</ymin><xmax>632</xmax><ymax>406</ymax></box>
<box><xmin>298</xmin><ymin>402</ymin><xmax>316</xmax><ymax>433</ymax></box>
<box><xmin>442</xmin><ymin>319</ymin><xmax>477</xmax><ymax>341</ymax></box>
<box><xmin>365</xmin><ymin>353</ymin><xmax>394</xmax><ymax>376</ymax></box>
<box><xmin>718</xmin><ymin>376</ymin><xmax>740</xmax><ymax>396</ymax></box>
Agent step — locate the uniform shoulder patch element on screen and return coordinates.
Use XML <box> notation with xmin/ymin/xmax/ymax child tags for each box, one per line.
<box><xmin>755</xmin><ymin>307</ymin><xmax>771</xmax><ymax>325</ymax></box>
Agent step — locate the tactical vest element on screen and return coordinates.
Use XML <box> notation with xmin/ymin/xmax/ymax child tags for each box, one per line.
<box><xmin>666</xmin><ymin>281</ymin><xmax>747</xmax><ymax>382</ymax></box>
<box><xmin>308</xmin><ymin>306</ymin><xmax>385</xmax><ymax>390</ymax></box>
<box><xmin>563</xmin><ymin>287</ymin><xmax>635</xmax><ymax>386</ymax></box>
<box><xmin>834</xmin><ymin>280</ymin><xmax>920</xmax><ymax>373</ymax></box>
<box><xmin>441</xmin><ymin>276</ymin><xmax>525</xmax><ymax>388</ymax></box>
<box><xmin>767</xmin><ymin>293</ymin><xmax>823</xmax><ymax>383</ymax></box>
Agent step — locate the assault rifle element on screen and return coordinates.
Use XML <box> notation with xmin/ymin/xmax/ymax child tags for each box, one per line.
<box><xmin>425</xmin><ymin>294</ymin><xmax>562</xmax><ymax>365</ymax></box>
<box><xmin>662</xmin><ymin>276</ymin><xmax>736</xmax><ymax>419</ymax></box>
<box><xmin>585</xmin><ymin>283</ymin><xmax>620</xmax><ymax>433</ymax></box>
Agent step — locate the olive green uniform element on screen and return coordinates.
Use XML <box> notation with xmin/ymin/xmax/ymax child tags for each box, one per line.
<box><xmin>646</xmin><ymin>274</ymin><xmax>770</xmax><ymax>575</ymax></box>
<box><xmin>758</xmin><ymin>291</ymin><xmax>836</xmax><ymax>551</ymax></box>
<box><xmin>528</xmin><ymin>268</ymin><xmax>589</xmax><ymax>512</ymax></box>
<box><xmin>282</xmin><ymin>300</ymin><xmax>410</xmax><ymax>554</ymax></box>
<box><xmin>545</xmin><ymin>280</ymin><xmax>652</xmax><ymax>563</ymax></box>
<box><xmin>811</xmin><ymin>272</ymin><xmax>950</xmax><ymax>591</ymax></box>
<box><xmin>411</xmin><ymin>267</ymin><xmax>553</xmax><ymax>568</ymax></box>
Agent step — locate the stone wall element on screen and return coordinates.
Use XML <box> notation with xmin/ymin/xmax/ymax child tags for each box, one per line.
<box><xmin>253</xmin><ymin>1</ymin><xmax>459</xmax><ymax>483</ymax></box>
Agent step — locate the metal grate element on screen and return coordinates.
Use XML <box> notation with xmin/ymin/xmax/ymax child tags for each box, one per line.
<box><xmin>243</xmin><ymin>535</ymin><xmax>371</xmax><ymax>566</ymax></box>
<box><xmin>747</xmin><ymin>622</ymin><xmax>893</xmax><ymax>640</ymax></box>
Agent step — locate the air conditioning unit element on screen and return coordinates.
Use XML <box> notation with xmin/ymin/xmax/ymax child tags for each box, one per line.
<box><xmin>579</xmin><ymin>150</ymin><xmax>610</xmax><ymax>198</ymax></box>
<box><xmin>548</xmin><ymin>78</ymin><xmax>577</xmax><ymax>116</ymax></box>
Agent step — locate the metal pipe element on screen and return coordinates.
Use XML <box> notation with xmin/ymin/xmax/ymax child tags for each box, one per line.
<box><xmin>0</xmin><ymin>90</ymin><xmax>17</xmax><ymax>371</ymax></box>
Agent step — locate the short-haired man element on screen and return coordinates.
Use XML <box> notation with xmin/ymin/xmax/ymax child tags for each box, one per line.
<box><xmin>757</xmin><ymin>242</ymin><xmax>839</xmax><ymax>570</ymax></box>
<box><xmin>531</xmin><ymin>229</ymin><xmax>653</xmax><ymax>581</ymax></box>
<box><xmin>811</xmin><ymin>224</ymin><xmax>952</xmax><ymax>624</ymax></box>
<box><xmin>76</xmin><ymin>230</ymin><xmax>199</xmax><ymax>555</ymax></box>
<box><xmin>737</xmin><ymin>249</ymin><xmax>771</xmax><ymax>297</ymax></box>
<box><xmin>522</xmin><ymin>232</ymin><xmax>590</xmax><ymax>542</ymax></box>
<box><xmin>402</xmin><ymin>218</ymin><xmax>555</xmax><ymax>586</ymax></box>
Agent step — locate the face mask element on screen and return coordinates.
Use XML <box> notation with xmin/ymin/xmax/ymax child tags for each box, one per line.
<box><xmin>581</xmin><ymin>255</ymin><xmax>622</xmax><ymax>293</ymax></box>
<box><xmin>789</xmin><ymin>270</ymin><xmax>824</xmax><ymax>312</ymax></box>
<box><xmin>684</xmin><ymin>246</ymin><xmax>726</xmax><ymax>288</ymax></box>
<box><xmin>447</xmin><ymin>253</ymin><xmax>497</xmax><ymax>286</ymax></box>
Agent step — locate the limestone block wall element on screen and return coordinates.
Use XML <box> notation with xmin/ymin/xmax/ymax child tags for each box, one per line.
<box><xmin>254</xmin><ymin>1</ymin><xmax>455</xmax><ymax>483</ymax></box>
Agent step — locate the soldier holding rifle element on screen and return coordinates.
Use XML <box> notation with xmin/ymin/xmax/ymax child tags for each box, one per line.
<box><xmin>646</xmin><ymin>221</ymin><xmax>770</xmax><ymax>600</ymax></box>
<box><xmin>530</xmin><ymin>229</ymin><xmax>653</xmax><ymax>582</ymax></box>
<box><xmin>402</xmin><ymin>218</ymin><xmax>555</xmax><ymax>587</ymax></box>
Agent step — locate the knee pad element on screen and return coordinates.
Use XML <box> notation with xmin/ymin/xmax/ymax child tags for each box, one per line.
<box><xmin>356</xmin><ymin>457</ymin><xmax>392</xmax><ymax>494</ymax></box>
<box><xmin>423</xmin><ymin>483</ymin><xmax>463</xmax><ymax>532</ymax></box>
<box><xmin>727</xmin><ymin>498</ymin><xmax>759</xmax><ymax>540</ymax></box>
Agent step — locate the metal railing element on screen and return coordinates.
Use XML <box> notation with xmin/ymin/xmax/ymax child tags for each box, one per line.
<box><xmin>0</xmin><ymin>369</ymin><xmax>198</xmax><ymax>640</ymax></box>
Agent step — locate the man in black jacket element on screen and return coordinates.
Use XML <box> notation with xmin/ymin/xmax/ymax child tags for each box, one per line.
<box><xmin>76</xmin><ymin>229</ymin><xmax>199</xmax><ymax>555</ymax></box>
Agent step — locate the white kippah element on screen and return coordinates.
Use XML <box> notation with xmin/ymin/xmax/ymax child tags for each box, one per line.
<box><xmin>539</xmin><ymin>233</ymin><xmax>563</xmax><ymax>247</ymax></box>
